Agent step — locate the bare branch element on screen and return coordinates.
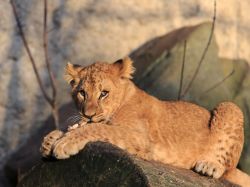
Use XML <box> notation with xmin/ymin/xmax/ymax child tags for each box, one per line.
<box><xmin>52</xmin><ymin>106</ymin><xmax>59</xmax><ymax>129</ymax></box>
<box><xmin>10</xmin><ymin>0</ymin><xmax>59</xmax><ymax>128</ymax></box>
<box><xmin>243</xmin><ymin>98</ymin><xmax>250</xmax><ymax>130</ymax></box>
<box><xmin>199</xmin><ymin>69</ymin><xmax>234</xmax><ymax>97</ymax></box>
<box><xmin>43</xmin><ymin>0</ymin><xmax>59</xmax><ymax>128</ymax></box>
<box><xmin>43</xmin><ymin>0</ymin><xmax>56</xmax><ymax>100</ymax></box>
<box><xmin>10</xmin><ymin>0</ymin><xmax>53</xmax><ymax>105</ymax></box>
<box><xmin>178</xmin><ymin>40</ymin><xmax>187</xmax><ymax>100</ymax></box>
<box><xmin>181</xmin><ymin>0</ymin><xmax>216</xmax><ymax>98</ymax></box>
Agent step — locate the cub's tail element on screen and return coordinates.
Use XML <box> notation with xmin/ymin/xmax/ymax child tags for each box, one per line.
<box><xmin>223</xmin><ymin>168</ymin><xmax>250</xmax><ymax>187</ymax></box>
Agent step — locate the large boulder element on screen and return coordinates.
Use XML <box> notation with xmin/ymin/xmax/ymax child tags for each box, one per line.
<box><xmin>18</xmin><ymin>142</ymin><xmax>237</xmax><ymax>187</ymax></box>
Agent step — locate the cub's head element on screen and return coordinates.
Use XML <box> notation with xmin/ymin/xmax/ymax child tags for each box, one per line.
<box><xmin>65</xmin><ymin>57</ymin><xmax>135</xmax><ymax>123</ymax></box>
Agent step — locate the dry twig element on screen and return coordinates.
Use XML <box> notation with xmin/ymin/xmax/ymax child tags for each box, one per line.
<box><xmin>180</xmin><ymin>0</ymin><xmax>216</xmax><ymax>98</ymax></box>
<box><xmin>198</xmin><ymin>69</ymin><xmax>235</xmax><ymax>97</ymax></box>
<box><xmin>43</xmin><ymin>0</ymin><xmax>59</xmax><ymax>128</ymax></box>
<box><xmin>243</xmin><ymin>98</ymin><xmax>250</xmax><ymax>131</ymax></box>
<box><xmin>178</xmin><ymin>40</ymin><xmax>187</xmax><ymax>100</ymax></box>
<box><xmin>10</xmin><ymin>0</ymin><xmax>59</xmax><ymax>128</ymax></box>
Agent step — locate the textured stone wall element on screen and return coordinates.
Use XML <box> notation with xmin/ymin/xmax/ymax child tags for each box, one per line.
<box><xmin>0</xmin><ymin>0</ymin><xmax>249</xmax><ymax>168</ymax></box>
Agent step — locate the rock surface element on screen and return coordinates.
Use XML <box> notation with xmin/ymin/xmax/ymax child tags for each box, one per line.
<box><xmin>17</xmin><ymin>142</ymin><xmax>237</xmax><ymax>187</ymax></box>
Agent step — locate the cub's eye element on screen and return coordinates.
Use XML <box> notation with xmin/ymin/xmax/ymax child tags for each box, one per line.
<box><xmin>79</xmin><ymin>90</ymin><xmax>86</xmax><ymax>99</ymax></box>
<box><xmin>99</xmin><ymin>90</ymin><xmax>109</xmax><ymax>99</ymax></box>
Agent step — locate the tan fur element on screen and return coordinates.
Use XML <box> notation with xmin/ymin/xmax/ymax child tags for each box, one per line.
<box><xmin>41</xmin><ymin>57</ymin><xmax>250</xmax><ymax>187</ymax></box>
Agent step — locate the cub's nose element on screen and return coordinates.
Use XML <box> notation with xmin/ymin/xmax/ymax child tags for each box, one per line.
<box><xmin>83</xmin><ymin>111</ymin><xmax>96</xmax><ymax>119</ymax></box>
<box><xmin>83</xmin><ymin>103</ymin><xmax>97</xmax><ymax>120</ymax></box>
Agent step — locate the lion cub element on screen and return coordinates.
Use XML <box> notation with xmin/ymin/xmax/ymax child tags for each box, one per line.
<box><xmin>41</xmin><ymin>57</ymin><xmax>250</xmax><ymax>186</ymax></box>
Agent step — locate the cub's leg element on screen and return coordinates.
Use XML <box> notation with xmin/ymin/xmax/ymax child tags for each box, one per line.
<box><xmin>41</xmin><ymin>124</ymin><xmax>150</xmax><ymax>160</ymax></box>
<box><xmin>194</xmin><ymin>102</ymin><xmax>244</xmax><ymax>178</ymax></box>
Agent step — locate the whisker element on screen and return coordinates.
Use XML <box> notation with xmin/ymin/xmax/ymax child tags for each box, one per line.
<box><xmin>67</xmin><ymin>115</ymin><xmax>78</xmax><ymax>121</ymax></box>
<box><xmin>67</xmin><ymin>114</ymin><xmax>83</xmax><ymax>124</ymax></box>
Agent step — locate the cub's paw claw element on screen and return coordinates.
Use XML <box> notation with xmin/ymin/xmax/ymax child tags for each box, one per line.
<box><xmin>194</xmin><ymin>160</ymin><xmax>225</xmax><ymax>179</ymax></box>
<box><xmin>40</xmin><ymin>130</ymin><xmax>64</xmax><ymax>158</ymax></box>
<box><xmin>52</xmin><ymin>138</ymin><xmax>80</xmax><ymax>159</ymax></box>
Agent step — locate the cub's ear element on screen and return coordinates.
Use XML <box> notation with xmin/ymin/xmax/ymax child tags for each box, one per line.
<box><xmin>64</xmin><ymin>62</ymin><xmax>83</xmax><ymax>86</ymax></box>
<box><xmin>113</xmin><ymin>57</ymin><xmax>135</xmax><ymax>79</ymax></box>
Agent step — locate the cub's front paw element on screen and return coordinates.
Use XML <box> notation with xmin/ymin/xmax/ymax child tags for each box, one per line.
<box><xmin>52</xmin><ymin>135</ymin><xmax>82</xmax><ymax>159</ymax></box>
<box><xmin>194</xmin><ymin>160</ymin><xmax>225</xmax><ymax>179</ymax></box>
<box><xmin>40</xmin><ymin>130</ymin><xmax>64</xmax><ymax>158</ymax></box>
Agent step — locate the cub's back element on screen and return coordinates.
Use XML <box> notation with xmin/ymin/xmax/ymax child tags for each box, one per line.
<box><xmin>159</xmin><ymin>101</ymin><xmax>211</xmax><ymax>146</ymax></box>
<box><xmin>163</xmin><ymin>101</ymin><xmax>211</xmax><ymax>129</ymax></box>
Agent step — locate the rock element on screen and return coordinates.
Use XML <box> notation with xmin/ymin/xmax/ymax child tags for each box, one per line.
<box><xmin>17</xmin><ymin>142</ymin><xmax>237</xmax><ymax>187</ymax></box>
<box><xmin>130</xmin><ymin>22</ymin><xmax>250</xmax><ymax>173</ymax></box>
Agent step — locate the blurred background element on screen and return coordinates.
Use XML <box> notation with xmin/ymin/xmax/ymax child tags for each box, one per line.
<box><xmin>0</xmin><ymin>0</ymin><xmax>250</xmax><ymax>186</ymax></box>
